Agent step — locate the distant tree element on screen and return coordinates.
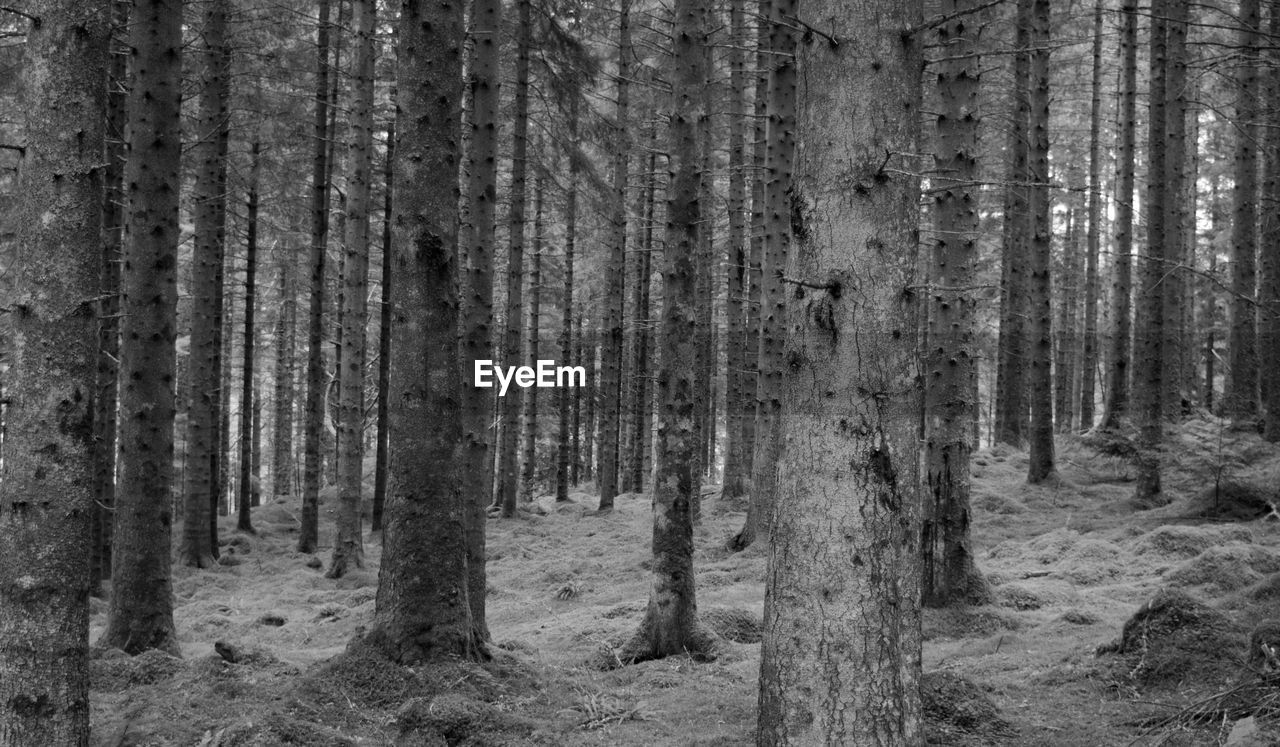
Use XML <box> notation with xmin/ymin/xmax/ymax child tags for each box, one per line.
<box><xmin>237</xmin><ymin>139</ymin><xmax>262</xmax><ymax>534</ymax></box>
<box><xmin>363</xmin><ymin>0</ymin><xmax>488</xmax><ymax>663</ymax></box>
<box><xmin>556</xmin><ymin>100</ymin><xmax>580</xmax><ymax>502</ymax></box>
<box><xmin>1078</xmin><ymin>0</ymin><xmax>1104</xmax><ymax>429</ymax></box>
<box><xmin>272</xmin><ymin>257</ymin><xmax>297</xmax><ymax>499</ymax></box>
<box><xmin>372</xmin><ymin>115</ymin><xmax>394</xmax><ymax>532</ymax></box>
<box><xmin>756</xmin><ymin>0</ymin><xmax>925</xmax><ymax>738</ymax></box>
<box><xmin>99</xmin><ymin>0</ymin><xmax>183</xmax><ymax>656</ymax></box>
<box><xmin>328</xmin><ymin>0</ymin><xmax>377</xmax><ymax>578</ymax></box>
<box><xmin>521</xmin><ymin>168</ymin><xmax>545</xmax><ymax>501</ymax></box>
<box><xmin>619</xmin><ymin>0</ymin><xmax>716</xmax><ymax>663</ymax></box>
<box><xmin>0</xmin><ymin>2</ymin><xmax>108</xmax><ymax>741</ymax></box>
<box><xmin>299</xmin><ymin>0</ymin><xmax>334</xmax><ymax>555</ymax></box>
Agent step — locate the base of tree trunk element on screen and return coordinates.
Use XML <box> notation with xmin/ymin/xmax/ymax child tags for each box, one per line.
<box><xmin>325</xmin><ymin>542</ymin><xmax>364</xmax><ymax>579</ymax></box>
<box><xmin>615</xmin><ymin>616</ymin><xmax>718</xmax><ymax>667</ymax></box>
<box><xmin>363</xmin><ymin>619</ymin><xmax>490</xmax><ymax>665</ymax></box>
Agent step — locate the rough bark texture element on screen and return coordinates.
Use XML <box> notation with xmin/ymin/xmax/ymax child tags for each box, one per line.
<box><xmin>272</xmin><ymin>259</ymin><xmax>297</xmax><ymax>499</ymax></box>
<box><xmin>627</xmin><ymin>139</ymin><xmax>658</xmax><ymax>494</ymax></box>
<box><xmin>721</xmin><ymin>0</ymin><xmax>749</xmax><ymax>499</ymax></box>
<box><xmin>1263</xmin><ymin>0</ymin><xmax>1280</xmax><ymax>441</ymax></box>
<box><xmin>299</xmin><ymin>0</ymin><xmax>332</xmax><ymax>554</ymax></box>
<box><xmin>1079</xmin><ymin>0</ymin><xmax>1104</xmax><ymax>429</ymax></box>
<box><xmin>462</xmin><ymin>0</ymin><xmax>502</xmax><ymax>638</ymax></box>
<box><xmin>0</xmin><ymin>4</ymin><xmax>107</xmax><ymax>742</ymax></box>
<box><xmin>923</xmin><ymin>0</ymin><xmax>992</xmax><ymax>608</ymax></box>
<box><xmin>364</xmin><ymin>0</ymin><xmax>488</xmax><ymax>663</ymax></box>
<box><xmin>237</xmin><ymin>140</ymin><xmax>262</xmax><ymax>534</ymax></box>
<box><xmin>597</xmin><ymin>0</ymin><xmax>631</xmax><ymax>512</ymax></box>
<box><xmin>556</xmin><ymin>101</ymin><xmax>580</xmax><ymax>502</ymax></box>
<box><xmin>181</xmin><ymin>0</ymin><xmax>230</xmax><ymax>568</ymax></box>
<box><xmin>1100</xmin><ymin>0</ymin><xmax>1137</xmax><ymax>430</ymax></box>
<box><xmin>619</xmin><ymin>0</ymin><xmax>715</xmax><ymax>663</ymax></box>
<box><xmin>1160</xmin><ymin>0</ymin><xmax>1189</xmax><ymax>420</ymax></box>
<box><xmin>372</xmin><ymin>116</ymin><xmax>394</xmax><ymax>532</ymax></box>
<box><xmin>497</xmin><ymin>0</ymin><xmax>531</xmax><ymax>517</ymax></box>
<box><xmin>995</xmin><ymin>0</ymin><xmax>1031</xmax><ymax>447</ymax></box>
<box><xmin>756</xmin><ymin>0</ymin><xmax>925</xmax><ymax>740</ymax></box>
<box><xmin>1227</xmin><ymin>0</ymin><xmax>1261</xmax><ymax>420</ymax></box>
<box><xmin>98</xmin><ymin>0</ymin><xmax>182</xmax><ymax>657</ymax></box>
<box><xmin>328</xmin><ymin>0</ymin><xmax>376</xmax><ymax>578</ymax></box>
<box><xmin>521</xmin><ymin>172</ymin><xmax>545</xmax><ymax>501</ymax></box>
<box><xmin>1025</xmin><ymin>0</ymin><xmax>1056</xmax><ymax>483</ymax></box>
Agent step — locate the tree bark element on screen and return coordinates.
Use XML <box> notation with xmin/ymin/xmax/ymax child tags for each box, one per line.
<box><xmin>556</xmin><ymin>101</ymin><xmax>580</xmax><ymax>502</ymax></box>
<box><xmin>619</xmin><ymin>0</ymin><xmax>716</xmax><ymax>663</ymax></box>
<box><xmin>372</xmin><ymin>115</ymin><xmax>395</xmax><ymax>532</ymax></box>
<box><xmin>521</xmin><ymin>169</ymin><xmax>545</xmax><ymax>501</ymax></box>
<box><xmin>328</xmin><ymin>0</ymin><xmax>377</xmax><ymax>577</ymax></box>
<box><xmin>237</xmin><ymin>139</ymin><xmax>262</xmax><ymax>534</ymax></box>
<box><xmin>721</xmin><ymin>0</ymin><xmax>749</xmax><ymax>499</ymax></box>
<box><xmin>0</xmin><ymin>3</ymin><xmax>107</xmax><ymax>742</ymax></box>
<box><xmin>1025</xmin><ymin>0</ymin><xmax>1056</xmax><ymax>483</ymax></box>
<box><xmin>627</xmin><ymin>137</ymin><xmax>658</xmax><ymax>494</ymax></box>
<box><xmin>1079</xmin><ymin>0</ymin><xmax>1104</xmax><ymax>429</ymax></box>
<box><xmin>99</xmin><ymin>0</ymin><xmax>182</xmax><ymax>656</ymax></box>
<box><xmin>364</xmin><ymin>0</ymin><xmax>488</xmax><ymax>662</ymax></box>
<box><xmin>757</xmin><ymin>0</ymin><xmax>925</xmax><ymax>740</ymax></box>
<box><xmin>1262</xmin><ymin>0</ymin><xmax>1280</xmax><ymax>441</ymax></box>
<box><xmin>1227</xmin><ymin>0</ymin><xmax>1261</xmax><ymax>420</ymax></box>
<box><xmin>922</xmin><ymin>0</ymin><xmax>992</xmax><ymax>608</ymax></box>
<box><xmin>299</xmin><ymin>0</ymin><xmax>333</xmax><ymax>555</ymax></box>
<box><xmin>272</xmin><ymin>259</ymin><xmax>297</xmax><ymax>500</ymax></box>
<box><xmin>1161</xmin><ymin>0</ymin><xmax>1189</xmax><ymax>421</ymax></box>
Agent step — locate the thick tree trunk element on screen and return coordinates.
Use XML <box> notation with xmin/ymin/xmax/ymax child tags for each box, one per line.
<box><xmin>462</xmin><ymin>0</ymin><xmax>502</xmax><ymax>638</ymax></box>
<box><xmin>1227</xmin><ymin>0</ymin><xmax>1261</xmax><ymax>420</ymax></box>
<box><xmin>372</xmin><ymin>115</ymin><xmax>394</xmax><ymax>532</ymax></box>
<box><xmin>721</xmin><ymin>0</ymin><xmax>749</xmax><ymax>499</ymax></box>
<box><xmin>180</xmin><ymin>0</ymin><xmax>230</xmax><ymax>568</ymax></box>
<box><xmin>922</xmin><ymin>0</ymin><xmax>992</xmax><ymax>608</ymax></box>
<box><xmin>693</xmin><ymin>27</ymin><xmax>717</xmax><ymax>503</ymax></box>
<box><xmin>238</xmin><ymin>139</ymin><xmax>262</xmax><ymax>534</ymax></box>
<box><xmin>364</xmin><ymin>0</ymin><xmax>488</xmax><ymax>662</ymax></box>
<box><xmin>757</xmin><ymin>0</ymin><xmax>925</xmax><ymax>739</ymax></box>
<box><xmin>1025</xmin><ymin>0</ymin><xmax>1056</xmax><ymax>483</ymax></box>
<box><xmin>497</xmin><ymin>0</ymin><xmax>532</xmax><ymax>517</ymax></box>
<box><xmin>1161</xmin><ymin>0</ymin><xmax>1189</xmax><ymax>421</ymax></box>
<box><xmin>619</xmin><ymin>0</ymin><xmax>715</xmax><ymax>663</ymax></box>
<box><xmin>300</xmin><ymin>0</ymin><xmax>333</xmax><ymax>554</ymax></box>
<box><xmin>328</xmin><ymin>0</ymin><xmax>376</xmax><ymax>577</ymax></box>
<box><xmin>597</xmin><ymin>0</ymin><xmax>632</xmax><ymax>512</ymax></box>
<box><xmin>1262</xmin><ymin>1</ymin><xmax>1280</xmax><ymax>441</ymax></box>
<box><xmin>1135</xmin><ymin>0</ymin><xmax>1170</xmax><ymax>504</ymax></box>
<box><xmin>1100</xmin><ymin>0</ymin><xmax>1138</xmax><ymax>430</ymax></box>
<box><xmin>556</xmin><ymin>101</ymin><xmax>580</xmax><ymax>502</ymax></box>
<box><xmin>0</xmin><ymin>4</ymin><xmax>107</xmax><ymax>741</ymax></box>
<box><xmin>1079</xmin><ymin>0</ymin><xmax>1104</xmax><ymax>429</ymax></box>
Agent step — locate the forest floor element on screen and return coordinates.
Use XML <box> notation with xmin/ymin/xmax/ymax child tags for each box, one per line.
<box><xmin>89</xmin><ymin>415</ymin><xmax>1280</xmax><ymax>746</ymax></box>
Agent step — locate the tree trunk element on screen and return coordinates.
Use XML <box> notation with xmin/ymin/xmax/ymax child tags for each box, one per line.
<box><xmin>732</xmin><ymin>0</ymin><xmax>797</xmax><ymax>551</ymax></box>
<box><xmin>462</xmin><ymin>0</ymin><xmax>502</xmax><ymax>638</ymax></box>
<box><xmin>556</xmin><ymin>100</ymin><xmax>580</xmax><ymax>502</ymax></box>
<box><xmin>99</xmin><ymin>0</ymin><xmax>182</xmax><ymax>656</ymax></box>
<box><xmin>1262</xmin><ymin>0</ymin><xmax>1280</xmax><ymax>441</ymax></box>
<box><xmin>583</xmin><ymin>324</ymin><xmax>596</xmax><ymax>482</ymax></box>
<box><xmin>238</xmin><ymin>139</ymin><xmax>262</xmax><ymax>534</ymax></box>
<box><xmin>571</xmin><ymin>313</ymin><xmax>584</xmax><ymax>485</ymax></box>
<box><xmin>521</xmin><ymin>170</ymin><xmax>545</xmax><ymax>501</ymax></box>
<box><xmin>1079</xmin><ymin>0</ymin><xmax>1104</xmax><ymax>429</ymax></box>
<box><xmin>1025</xmin><ymin>0</ymin><xmax>1056</xmax><ymax>483</ymax></box>
<box><xmin>757</xmin><ymin>0</ymin><xmax>925</xmax><ymax>740</ymax></box>
<box><xmin>328</xmin><ymin>0</ymin><xmax>376</xmax><ymax>577</ymax></box>
<box><xmin>627</xmin><ymin>138</ymin><xmax>658</xmax><ymax>494</ymax></box>
<box><xmin>619</xmin><ymin>0</ymin><xmax>716</xmax><ymax>663</ymax></box>
<box><xmin>272</xmin><ymin>259</ymin><xmax>297</xmax><ymax>500</ymax></box>
<box><xmin>694</xmin><ymin>25</ymin><xmax>717</xmax><ymax>503</ymax></box>
<box><xmin>922</xmin><ymin>0</ymin><xmax>992</xmax><ymax>608</ymax></box>
<box><xmin>1101</xmin><ymin>0</ymin><xmax>1138</xmax><ymax>430</ymax></box>
<box><xmin>0</xmin><ymin>4</ymin><xmax>107</xmax><ymax>741</ymax></box>
<box><xmin>364</xmin><ymin>0</ymin><xmax>488</xmax><ymax>662</ymax></box>
<box><xmin>995</xmin><ymin>0</ymin><xmax>1031</xmax><ymax>447</ymax></box>
<box><xmin>1161</xmin><ymin>0</ymin><xmax>1189</xmax><ymax>421</ymax></box>
<box><xmin>721</xmin><ymin>0</ymin><xmax>749</xmax><ymax>499</ymax></box>
<box><xmin>1054</xmin><ymin>204</ymin><xmax>1079</xmax><ymax>433</ymax></box>
<box><xmin>1227</xmin><ymin>0</ymin><xmax>1261</xmax><ymax>420</ymax></box>
<box><xmin>1135</xmin><ymin>0</ymin><xmax>1170</xmax><ymax>504</ymax></box>
<box><xmin>372</xmin><ymin>115</ymin><xmax>395</xmax><ymax>532</ymax></box>
<box><xmin>300</xmin><ymin>0</ymin><xmax>333</xmax><ymax>555</ymax></box>
<box><xmin>597</xmin><ymin>0</ymin><xmax>632</xmax><ymax>512</ymax></box>
<box><xmin>497</xmin><ymin>0</ymin><xmax>532</xmax><ymax>517</ymax></box>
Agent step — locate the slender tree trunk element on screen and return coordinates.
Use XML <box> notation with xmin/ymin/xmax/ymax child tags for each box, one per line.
<box><xmin>521</xmin><ymin>171</ymin><xmax>545</xmax><ymax>501</ymax></box>
<box><xmin>1135</xmin><ymin>0</ymin><xmax>1169</xmax><ymax>504</ymax></box>
<box><xmin>364</xmin><ymin>0</ymin><xmax>488</xmax><ymax>661</ymax></box>
<box><xmin>922</xmin><ymin>0</ymin><xmax>992</xmax><ymax>608</ymax></box>
<box><xmin>462</xmin><ymin>0</ymin><xmax>502</xmax><ymax>638</ymax></box>
<box><xmin>583</xmin><ymin>323</ymin><xmax>596</xmax><ymax>482</ymax></box>
<box><xmin>498</xmin><ymin>0</ymin><xmax>532</xmax><ymax>517</ymax></box>
<box><xmin>272</xmin><ymin>259</ymin><xmax>297</xmax><ymax>499</ymax></box>
<box><xmin>93</xmin><ymin>0</ymin><xmax>129</xmax><ymax>591</ymax></box>
<box><xmin>627</xmin><ymin>139</ymin><xmax>658</xmax><ymax>494</ymax></box>
<box><xmin>693</xmin><ymin>25</ymin><xmax>717</xmax><ymax>506</ymax></box>
<box><xmin>99</xmin><ymin>0</ymin><xmax>182</xmax><ymax>656</ymax></box>
<box><xmin>740</xmin><ymin>0</ymin><xmax>769</xmax><ymax>491</ymax></box>
<box><xmin>0</xmin><ymin>4</ymin><xmax>107</xmax><ymax>741</ymax></box>
<box><xmin>1101</xmin><ymin>0</ymin><xmax>1138</xmax><ymax>430</ymax></box>
<box><xmin>571</xmin><ymin>313</ymin><xmax>584</xmax><ymax>486</ymax></box>
<box><xmin>733</xmin><ymin>0</ymin><xmax>797</xmax><ymax>551</ymax></box>
<box><xmin>1054</xmin><ymin>204</ymin><xmax>1079</xmax><ymax>433</ymax></box>
<box><xmin>1080</xmin><ymin>0</ymin><xmax>1104</xmax><ymax>429</ymax></box>
<box><xmin>300</xmin><ymin>0</ymin><xmax>333</xmax><ymax>554</ymax></box>
<box><xmin>328</xmin><ymin>0</ymin><xmax>376</xmax><ymax>577</ymax></box>
<box><xmin>995</xmin><ymin>0</ymin><xmax>1032</xmax><ymax>447</ymax></box>
<box><xmin>757</xmin><ymin>0</ymin><xmax>925</xmax><ymax>739</ymax></box>
<box><xmin>1026</xmin><ymin>0</ymin><xmax>1056</xmax><ymax>483</ymax></box>
<box><xmin>597</xmin><ymin>0</ymin><xmax>632</xmax><ymax>512</ymax></box>
<box><xmin>556</xmin><ymin>101</ymin><xmax>580</xmax><ymax>502</ymax></box>
<box><xmin>1227</xmin><ymin>0</ymin><xmax>1261</xmax><ymax>420</ymax></box>
<box><xmin>372</xmin><ymin>115</ymin><xmax>394</xmax><ymax>532</ymax></box>
<box><xmin>238</xmin><ymin>140</ymin><xmax>262</xmax><ymax>534</ymax></box>
<box><xmin>619</xmin><ymin>0</ymin><xmax>716</xmax><ymax>663</ymax></box>
<box><xmin>1262</xmin><ymin>0</ymin><xmax>1280</xmax><ymax>441</ymax></box>
<box><xmin>721</xmin><ymin>0</ymin><xmax>749</xmax><ymax>499</ymax></box>
<box><xmin>1161</xmin><ymin>0</ymin><xmax>1189</xmax><ymax>421</ymax></box>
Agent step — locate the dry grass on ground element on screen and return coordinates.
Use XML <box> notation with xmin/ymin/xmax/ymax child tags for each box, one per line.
<box><xmin>89</xmin><ymin>416</ymin><xmax>1280</xmax><ymax>745</ymax></box>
